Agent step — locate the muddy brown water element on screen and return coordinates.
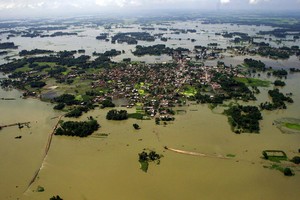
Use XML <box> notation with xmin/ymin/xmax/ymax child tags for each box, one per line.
<box><xmin>1</xmin><ymin>64</ymin><xmax>300</xmax><ymax>200</ymax></box>
<box><xmin>1</xmin><ymin>84</ymin><xmax>299</xmax><ymax>200</ymax></box>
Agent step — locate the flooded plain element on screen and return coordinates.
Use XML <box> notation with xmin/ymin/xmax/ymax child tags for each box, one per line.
<box><xmin>1</xmin><ymin>72</ymin><xmax>300</xmax><ymax>200</ymax></box>
<box><xmin>0</xmin><ymin>20</ymin><xmax>300</xmax><ymax>199</ymax></box>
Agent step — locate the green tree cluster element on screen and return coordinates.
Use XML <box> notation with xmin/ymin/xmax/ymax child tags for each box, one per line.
<box><xmin>260</xmin><ymin>89</ymin><xmax>293</xmax><ymax>110</ymax></box>
<box><xmin>133</xmin><ymin>123</ymin><xmax>140</xmax><ymax>130</ymax></box>
<box><xmin>101</xmin><ymin>99</ymin><xmax>115</xmax><ymax>108</ymax></box>
<box><xmin>274</xmin><ymin>80</ymin><xmax>286</xmax><ymax>86</ymax></box>
<box><xmin>30</xmin><ymin>81</ymin><xmax>46</xmax><ymax>88</ymax></box>
<box><xmin>273</xmin><ymin>69</ymin><xmax>288</xmax><ymax>77</ymax></box>
<box><xmin>133</xmin><ymin>44</ymin><xmax>173</xmax><ymax>56</ymax></box>
<box><xmin>225</xmin><ymin>105</ymin><xmax>262</xmax><ymax>133</ymax></box>
<box><xmin>244</xmin><ymin>58</ymin><xmax>266</xmax><ymax>71</ymax></box>
<box><xmin>50</xmin><ymin>195</ymin><xmax>63</xmax><ymax>200</ymax></box>
<box><xmin>55</xmin><ymin>119</ymin><xmax>99</xmax><ymax>137</ymax></box>
<box><xmin>106</xmin><ymin>109</ymin><xmax>128</xmax><ymax>120</ymax></box>
<box><xmin>138</xmin><ymin>150</ymin><xmax>161</xmax><ymax>172</ymax></box>
<box><xmin>53</xmin><ymin>103</ymin><xmax>65</xmax><ymax>110</ymax></box>
<box><xmin>54</xmin><ymin>94</ymin><xmax>78</xmax><ymax>105</ymax></box>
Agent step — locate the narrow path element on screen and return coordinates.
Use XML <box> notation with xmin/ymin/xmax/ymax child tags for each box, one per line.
<box><xmin>26</xmin><ymin>115</ymin><xmax>63</xmax><ymax>190</ymax></box>
<box><xmin>164</xmin><ymin>146</ymin><xmax>229</xmax><ymax>160</ymax></box>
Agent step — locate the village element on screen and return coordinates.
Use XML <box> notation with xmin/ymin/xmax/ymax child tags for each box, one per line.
<box><xmin>59</xmin><ymin>52</ymin><xmax>246</xmax><ymax>119</ymax></box>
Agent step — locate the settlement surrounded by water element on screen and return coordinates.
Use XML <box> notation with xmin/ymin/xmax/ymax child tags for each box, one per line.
<box><xmin>1</xmin><ymin>12</ymin><xmax>300</xmax><ymax>200</ymax></box>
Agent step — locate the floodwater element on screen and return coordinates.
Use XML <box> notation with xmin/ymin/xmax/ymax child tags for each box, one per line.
<box><xmin>1</xmin><ymin>73</ymin><xmax>300</xmax><ymax>200</ymax></box>
<box><xmin>1</xmin><ymin>20</ymin><xmax>299</xmax><ymax>64</ymax></box>
<box><xmin>0</xmin><ymin>20</ymin><xmax>300</xmax><ymax>199</ymax></box>
<box><xmin>0</xmin><ymin>81</ymin><xmax>59</xmax><ymax>199</ymax></box>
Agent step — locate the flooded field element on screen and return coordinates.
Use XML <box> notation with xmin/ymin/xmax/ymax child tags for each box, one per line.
<box><xmin>21</xmin><ymin>102</ymin><xmax>300</xmax><ymax>200</ymax></box>
<box><xmin>0</xmin><ymin>86</ymin><xmax>59</xmax><ymax>199</ymax></box>
<box><xmin>1</xmin><ymin>71</ymin><xmax>300</xmax><ymax>199</ymax></box>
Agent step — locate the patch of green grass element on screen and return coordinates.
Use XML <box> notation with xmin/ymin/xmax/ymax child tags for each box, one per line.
<box><xmin>75</xmin><ymin>95</ymin><xmax>83</xmax><ymax>101</ymax></box>
<box><xmin>136</xmin><ymin>110</ymin><xmax>144</xmax><ymax>114</ymax></box>
<box><xmin>61</xmin><ymin>69</ymin><xmax>71</xmax><ymax>75</ymax></box>
<box><xmin>234</xmin><ymin>77</ymin><xmax>270</xmax><ymax>87</ymax></box>
<box><xmin>139</xmin><ymin>161</ymin><xmax>149</xmax><ymax>173</ymax></box>
<box><xmin>138</xmin><ymin>89</ymin><xmax>145</xmax><ymax>96</ymax></box>
<box><xmin>15</xmin><ymin>64</ymin><xmax>31</xmax><ymax>72</ymax></box>
<box><xmin>135</xmin><ymin>103</ymin><xmax>143</xmax><ymax>107</ymax></box>
<box><xmin>268</xmin><ymin>156</ymin><xmax>287</xmax><ymax>163</ymax></box>
<box><xmin>36</xmin><ymin>62</ymin><xmax>57</xmax><ymax>67</ymax></box>
<box><xmin>134</xmin><ymin>82</ymin><xmax>150</xmax><ymax>96</ymax></box>
<box><xmin>128</xmin><ymin>113</ymin><xmax>146</xmax><ymax>120</ymax></box>
<box><xmin>284</xmin><ymin>123</ymin><xmax>300</xmax><ymax>131</ymax></box>
<box><xmin>36</xmin><ymin>185</ymin><xmax>45</xmax><ymax>192</ymax></box>
<box><xmin>226</xmin><ymin>154</ymin><xmax>236</xmax><ymax>158</ymax></box>
<box><xmin>270</xmin><ymin>164</ymin><xmax>284</xmax><ymax>171</ymax></box>
<box><xmin>181</xmin><ymin>85</ymin><xmax>197</xmax><ymax>97</ymax></box>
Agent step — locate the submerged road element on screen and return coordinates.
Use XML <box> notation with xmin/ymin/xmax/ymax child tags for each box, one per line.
<box><xmin>26</xmin><ymin>115</ymin><xmax>63</xmax><ymax>191</ymax></box>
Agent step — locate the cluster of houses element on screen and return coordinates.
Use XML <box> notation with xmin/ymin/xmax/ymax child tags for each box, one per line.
<box><xmin>85</xmin><ymin>55</ymin><xmax>244</xmax><ymax>118</ymax></box>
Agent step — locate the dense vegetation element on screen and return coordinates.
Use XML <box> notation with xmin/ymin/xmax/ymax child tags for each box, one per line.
<box><xmin>195</xmin><ymin>93</ymin><xmax>225</xmax><ymax>104</ymax></box>
<box><xmin>112</xmin><ymin>32</ymin><xmax>155</xmax><ymax>44</ymax></box>
<box><xmin>273</xmin><ymin>69</ymin><xmax>288</xmax><ymax>78</ymax></box>
<box><xmin>257</xmin><ymin>47</ymin><xmax>291</xmax><ymax>59</ymax></box>
<box><xmin>55</xmin><ymin>118</ymin><xmax>99</xmax><ymax>137</ymax></box>
<box><xmin>19</xmin><ymin>49</ymin><xmax>54</xmax><ymax>56</ymax></box>
<box><xmin>138</xmin><ymin>150</ymin><xmax>161</xmax><ymax>172</ymax></box>
<box><xmin>274</xmin><ymin>80</ymin><xmax>286</xmax><ymax>87</ymax></box>
<box><xmin>53</xmin><ymin>94</ymin><xmax>78</xmax><ymax>105</ymax></box>
<box><xmin>290</xmin><ymin>68</ymin><xmax>300</xmax><ymax>73</ymax></box>
<box><xmin>101</xmin><ymin>99</ymin><xmax>115</xmax><ymax>108</ymax></box>
<box><xmin>53</xmin><ymin>103</ymin><xmax>65</xmax><ymax>110</ymax></box>
<box><xmin>133</xmin><ymin>123</ymin><xmax>140</xmax><ymax>130</ymax></box>
<box><xmin>65</xmin><ymin>108</ymin><xmax>83</xmax><ymax>118</ymax></box>
<box><xmin>96</xmin><ymin>33</ymin><xmax>109</xmax><ymax>40</ymax></box>
<box><xmin>106</xmin><ymin>109</ymin><xmax>128</xmax><ymax>120</ymax></box>
<box><xmin>224</xmin><ymin>105</ymin><xmax>262</xmax><ymax>133</ymax></box>
<box><xmin>0</xmin><ymin>42</ymin><xmax>18</xmax><ymax>49</ymax></box>
<box><xmin>133</xmin><ymin>44</ymin><xmax>173</xmax><ymax>56</ymax></box>
<box><xmin>260</xmin><ymin>89</ymin><xmax>293</xmax><ymax>110</ymax></box>
<box><xmin>244</xmin><ymin>58</ymin><xmax>266</xmax><ymax>71</ymax></box>
<box><xmin>30</xmin><ymin>81</ymin><xmax>46</xmax><ymax>88</ymax></box>
<box><xmin>50</xmin><ymin>195</ymin><xmax>63</xmax><ymax>200</ymax></box>
<box><xmin>0</xmin><ymin>51</ymin><xmax>8</xmax><ymax>55</ymax></box>
<box><xmin>212</xmin><ymin>72</ymin><xmax>256</xmax><ymax>101</ymax></box>
<box><xmin>291</xmin><ymin>156</ymin><xmax>300</xmax><ymax>164</ymax></box>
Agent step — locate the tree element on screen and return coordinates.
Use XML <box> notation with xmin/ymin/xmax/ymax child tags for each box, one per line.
<box><xmin>30</xmin><ymin>81</ymin><xmax>46</xmax><ymax>88</ymax></box>
<box><xmin>53</xmin><ymin>103</ymin><xmax>65</xmax><ymax>110</ymax></box>
<box><xmin>283</xmin><ymin>168</ymin><xmax>294</xmax><ymax>176</ymax></box>
<box><xmin>55</xmin><ymin>119</ymin><xmax>100</xmax><ymax>137</ymax></box>
<box><xmin>54</xmin><ymin>94</ymin><xmax>78</xmax><ymax>105</ymax></box>
<box><xmin>50</xmin><ymin>195</ymin><xmax>63</xmax><ymax>200</ymax></box>
<box><xmin>65</xmin><ymin>108</ymin><xmax>82</xmax><ymax>118</ymax></box>
<box><xmin>133</xmin><ymin>123</ymin><xmax>140</xmax><ymax>130</ymax></box>
<box><xmin>106</xmin><ymin>109</ymin><xmax>128</xmax><ymax>120</ymax></box>
<box><xmin>291</xmin><ymin>156</ymin><xmax>300</xmax><ymax>164</ymax></box>
<box><xmin>101</xmin><ymin>99</ymin><xmax>115</xmax><ymax>108</ymax></box>
<box><xmin>274</xmin><ymin>80</ymin><xmax>286</xmax><ymax>87</ymax></box>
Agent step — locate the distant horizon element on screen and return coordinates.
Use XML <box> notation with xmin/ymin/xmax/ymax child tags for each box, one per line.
<box><xmin>1</xmin><ymin>8</ymin><xmax>300</xmax><ymax>21</ymax></box>
<box><xmin>0</xmin><ymin>0</ymin><xmax>300</xmax><ymax>19</ymax></box>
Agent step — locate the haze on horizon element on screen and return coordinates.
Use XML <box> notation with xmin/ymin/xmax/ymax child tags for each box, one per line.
<box><xmin>0</xmin><ymin>0</ymin><xmax>300</xmax><ymax>19</ymax></box>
